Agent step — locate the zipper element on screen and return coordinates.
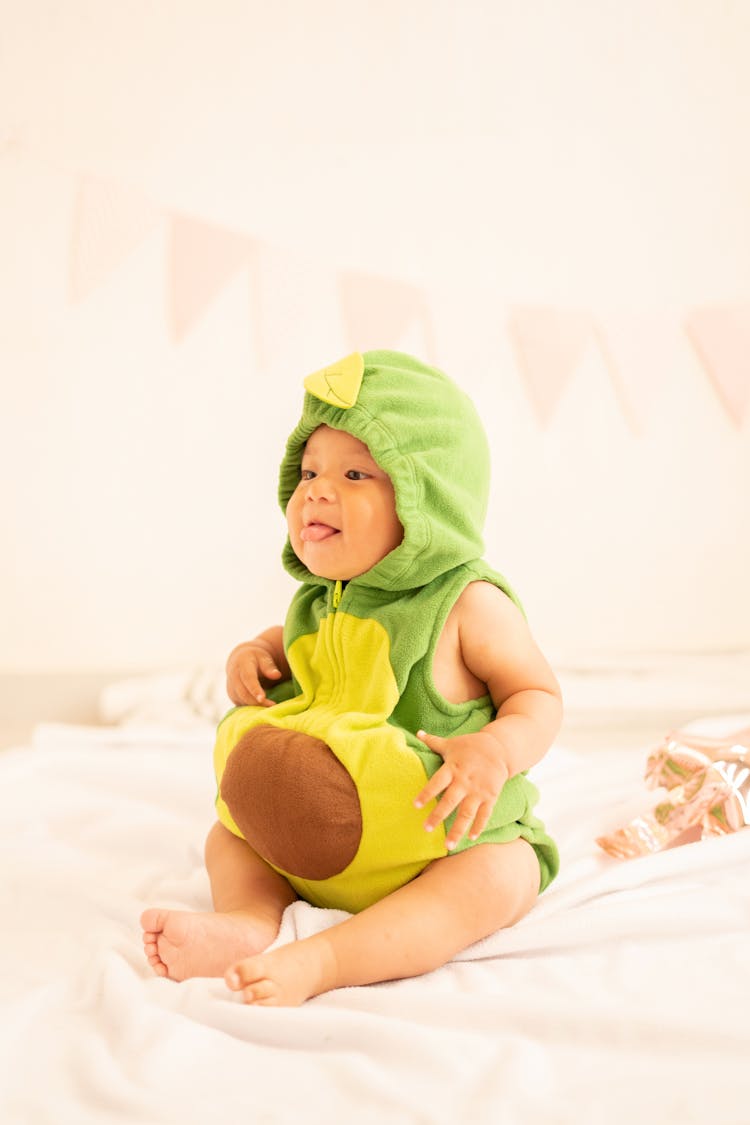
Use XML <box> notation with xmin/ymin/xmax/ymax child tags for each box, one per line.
<box><xmin>323</xmin><ymin>578</ymin><xmax>344</xmax><ymax>710</ymax></box>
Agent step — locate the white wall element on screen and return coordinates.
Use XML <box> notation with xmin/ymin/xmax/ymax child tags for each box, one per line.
<box><xmin>2</xmin><ymin>0</ymin><xmax>749</xmax><ymax>673</ymax></box>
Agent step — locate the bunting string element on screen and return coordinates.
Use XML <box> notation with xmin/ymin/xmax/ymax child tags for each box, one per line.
<box><xmin>49</xmin><ymin>169</ymin><xmax>750</xmax><ymax>432</ymax></box>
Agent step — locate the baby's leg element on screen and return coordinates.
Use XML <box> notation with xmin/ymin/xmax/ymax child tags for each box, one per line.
<box><xmin>141</xmin><ymin>821</ymin><xmax>296</xmax><ymax>981</ymax></box>
<box><xmin>226</xmin><ymin>837</ymin><xmax>540</xmax><ymax>1006</ymax></box>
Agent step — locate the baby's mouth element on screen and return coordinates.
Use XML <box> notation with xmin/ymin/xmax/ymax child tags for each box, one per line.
<box><xmin>300</xmin><ymin>522</ymin><xmax>340</xmax><ymax>543</ymax></box>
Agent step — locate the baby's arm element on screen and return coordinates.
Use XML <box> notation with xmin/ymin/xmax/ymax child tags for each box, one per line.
<box><xmin>415</xmin><ymin>582</ymin><xmax>562</xmax><ymax>848</ymax></box>
<box><xmin>226</xmin><ymin>626</ymin><xmax>291</xmax><ymax>707</ymax></box>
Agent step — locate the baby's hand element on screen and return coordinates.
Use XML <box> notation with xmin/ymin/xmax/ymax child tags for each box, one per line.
<box><xmin>414</xmin><ymin>730</ymin><xmax>510</xmax><ymax>850</ymax></box>
<box><xmin>226</xmin><ymin>642</ymin><xmax>283</xmax><ymax>707</ymax></box>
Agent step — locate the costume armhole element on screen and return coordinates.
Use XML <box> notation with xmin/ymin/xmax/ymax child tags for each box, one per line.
<box><xmin>420</xmin><ymin>568</ymin><xmax>487</xmax><ymax>717</ymax></box>
<box><xmin>421</xmin><ymin>563</ymin><xmax>523</xmax><ymax>717</ymax></box>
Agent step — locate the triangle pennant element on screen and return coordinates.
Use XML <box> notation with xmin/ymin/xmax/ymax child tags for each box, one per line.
<box><xmin>594</xmin><ymin>311</ymin><xmax>676</xmax><ymax>435</ymax></box>
<box><xmin>69</xmin><ymin>175</ymin><xmax>161</xmax><ymax>302</ymax></box>
<box><xmin>338</xmin><ymin>272</ymin><xmax>436</xmax><ymax>360</ymax></box>
<box><xmin>685</xmin><ymin>304</ymin><xmax>750</xmax><ymax>427</ymax></box>
<box><xmin>168</xmin><ymin>215</ymin><xmax>256</xmax><ymax>343</ymax></box>
<box><xmin>508</xmin><ymin>307</ymin><xmax>593</xmax><ymax>425</ymax></box>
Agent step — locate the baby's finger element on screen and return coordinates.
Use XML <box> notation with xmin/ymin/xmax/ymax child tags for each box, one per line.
<box><xmin>226</xmin><ymin>673</ymin><xmax>252</xmax><ymax>706</ymax></box>
<box><xmin>467</xmin><ymin>801</ymin><xmax>494</xmax><ymax>842</ymax></box>
<box><xmin>237</xmin><ymin>671</ymin><xmax>273</xmax><ymax>708</ymax></box>
<box><xmin>444</xmin><ymin>802</ymin><xmax>481</xmax><ymax>850</ymax></box>
<box><xmin>416</xmin><ymin>729</ymin><xmax>449</xmax><ymax>759</ymax></box>
<box><xmin>257</xmin><ymin>654</ymin><xmax>282</xmax><ymax>680</ymax></box>
<box><xmin>414</xmin><ymin>763</ymin><xmax>453</xmax><ymax>810</ymax></box>
<box><xmin>422</xmin><ymin>786</ymin><xmax>465</xmax><ymax>834</ymax></box>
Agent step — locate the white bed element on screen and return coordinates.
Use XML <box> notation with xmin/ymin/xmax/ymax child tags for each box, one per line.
<box><xmin>1</xmin><ymin>667</ymin><xmax>749</xmax><ymax>1125</ymax></box>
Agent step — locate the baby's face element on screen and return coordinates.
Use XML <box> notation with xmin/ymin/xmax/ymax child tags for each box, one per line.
<box><xmin>287</xmin><ymin>425</ymin><xmax>403</xmax><ymax>581</ymax></box>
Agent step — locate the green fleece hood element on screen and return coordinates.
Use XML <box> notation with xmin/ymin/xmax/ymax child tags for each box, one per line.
<box><xmin>278</xmin><ymin>350</ymin><xmax>491</xmax><ymax>592</ymax></box>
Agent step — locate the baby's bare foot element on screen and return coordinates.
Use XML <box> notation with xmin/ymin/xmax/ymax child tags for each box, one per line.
<box><xmin>140</xmin><ymin>907</ymin><xmax>279</xmax><ymax>982</ymax></box>
<box><xmin>225</xmin><ymin>934</ymin><xmax>338</xmax><ymax>1006</ymax></box>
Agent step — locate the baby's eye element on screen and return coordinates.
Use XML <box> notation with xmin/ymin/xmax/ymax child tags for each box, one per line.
<box><xmin>300</xmin><ymin>469</ymin><xmax>316</xmax><ymax>481</ymax></box>
<box><xmin>346</xmin><ymin>470</ymin><xmax>370</xmax><ymax>481</ymax></box>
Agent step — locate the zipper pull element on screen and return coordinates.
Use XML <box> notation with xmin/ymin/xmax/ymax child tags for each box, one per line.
<box><xmin>332</xmin><ymin>579</ymin><xmax>343</xmax><ymax>609</ymax></box>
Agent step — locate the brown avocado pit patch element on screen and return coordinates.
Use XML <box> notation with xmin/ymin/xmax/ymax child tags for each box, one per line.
<box><xmin>220</xmin><ymin>724</ymin><xmax>363</xmax><ymax>880</ymax></box>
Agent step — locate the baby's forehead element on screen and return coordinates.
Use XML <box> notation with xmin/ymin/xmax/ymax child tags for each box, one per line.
<box><xmin>303</xmin><ymin>424</ymin><xmax>377</xmax><ymax>462</ymax></box>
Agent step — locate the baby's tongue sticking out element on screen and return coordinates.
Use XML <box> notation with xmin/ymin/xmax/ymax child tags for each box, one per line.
<box><xmin>301</xmin><ymin>523</ymin><xmax>339</xmax><ymax>542</ymax></box>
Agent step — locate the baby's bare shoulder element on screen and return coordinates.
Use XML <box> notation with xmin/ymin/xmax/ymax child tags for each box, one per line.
<box><xmin>452</xmin><ymin>580</ymin><xmax>522</xmax><ymax>628</ymax></box>
<box><xmin>453</xmin><ymin>582</ymin><xmax>536</xmax><ymax>684</ymax></box>
<box><xmin>455</xmin><ymin>582</ymin><xmax>559</xmax><ymax>702</ymax></box>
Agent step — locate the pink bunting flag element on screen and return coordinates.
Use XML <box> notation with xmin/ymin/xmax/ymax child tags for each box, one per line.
<box><xmin>595</xmin><ymin>311</ymin><xmax>676</xmax><ymax>435</ymax></box>
<box><xmin>168</xmin><ymin>215</ymin><xmax>258</xmax><ymax>343</ymax></box>
<box><xmin>69</xmin><ymin>175</ymin><xmax>161</xmax><ymax>302</ymax></box>
<box><xmin>338</xmin><ymin>272</ymin><xmax>436</xmax><ymax>360</ymax></box>
<box><xmin>685</xmin><ymin>305</ymin><xmax>750</xmax><ymax>428</ymax></box>
<box><xmin>508</xmin><ymin>307</ymin><xmax>594</xmax><ymax>425</ymax></box>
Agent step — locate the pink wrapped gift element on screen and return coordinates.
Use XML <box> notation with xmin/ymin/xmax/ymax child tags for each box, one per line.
<box><xmin>596</xmin><ymin>725</ymin><xmax>750</xmax><ymax>859</ymax></box>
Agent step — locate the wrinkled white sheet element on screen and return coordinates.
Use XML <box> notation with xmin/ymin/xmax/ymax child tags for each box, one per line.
<box><xmin>1</xmin><ymin>719</ymin><xmax>749</xmax><ymax>1125</ymax></box>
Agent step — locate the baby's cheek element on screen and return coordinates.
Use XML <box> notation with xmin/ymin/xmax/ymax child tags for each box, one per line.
<box><xmin>286</xmin><ymin>499</ymin><xmax>303</xmax><ymax>550</ymax></box>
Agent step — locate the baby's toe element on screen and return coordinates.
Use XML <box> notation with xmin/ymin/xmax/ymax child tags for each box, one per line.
<box><xmin>226</xmin><ymin>956</ymin><xmax>262</xmax><ymax>989</ymax></box>
<box><xmin>139</xmin><ymin>908</ymin><xmax>164</xmax><ymax>932</ymax></box>
<box><xmin>242</xmin><ymin>978</ymin><xmax>276</xmax><ymax>1004</ymax></box>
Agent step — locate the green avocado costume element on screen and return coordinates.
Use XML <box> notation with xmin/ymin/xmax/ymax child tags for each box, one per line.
<box><xmin>213</xmin><ymin>350</ymin><xmax>558</xmax><ymax>913</ymax></box>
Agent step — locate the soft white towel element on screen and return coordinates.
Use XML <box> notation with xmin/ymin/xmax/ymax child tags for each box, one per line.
<box><xmin>1</xmin><ymin>721</ymin><xmax>748</xmax><ymax>1125</ymax></box>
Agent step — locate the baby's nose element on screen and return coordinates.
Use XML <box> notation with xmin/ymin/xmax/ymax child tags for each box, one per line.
<box><xmin>306</xmin><ymin>474</ymin><xmax>336</xmax><ymax>501</ymax></box>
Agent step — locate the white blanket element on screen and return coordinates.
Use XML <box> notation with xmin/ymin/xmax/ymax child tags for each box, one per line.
<box><xmin>1</xmin><ymin>718</ymin><xmax>749</xmax><ymax>1124</ymax></box>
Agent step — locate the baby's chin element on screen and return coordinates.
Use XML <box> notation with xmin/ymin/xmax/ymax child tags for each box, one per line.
<box><xmin>291</xmin><ymin>547</ymin><xmax>352</xmax><ymax>583</ymax></box>
<box><xmin>292</xmin><ymin>550</ymin><xmax>364</xmax><ymax>585</ymax></box>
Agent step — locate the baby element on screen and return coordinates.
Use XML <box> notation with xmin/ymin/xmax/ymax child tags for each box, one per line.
<box><xmin>142</xmin><ymin>350</ymin><xmax>562</xmax><ymax>1005</ymax></box>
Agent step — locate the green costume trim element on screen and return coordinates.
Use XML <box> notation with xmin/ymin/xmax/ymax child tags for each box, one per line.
<box><xmin>214</xmin><ymin>351</ymin><xmax>558</xmax><ymax>912</ymax></box>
